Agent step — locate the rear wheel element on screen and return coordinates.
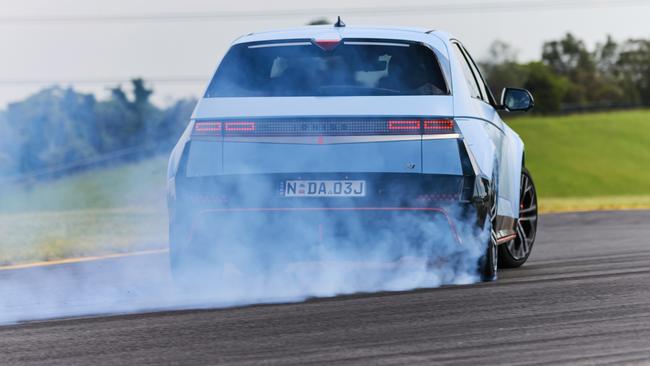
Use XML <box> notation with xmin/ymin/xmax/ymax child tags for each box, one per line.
<box><xmin>170</xmin><ymin>243</ymin><xmax>228</xmax><ymax>291</ymax></box>
<box><xmin>168</xmin><ymin>221</ymin><xmax>218</xmax><ymax>288</ymax></box>
<box><xmin>498</xmin><ymin>167</ymin><xmax>538</xmax><ymax>268</ymax></box>
<box><xmin>169</xmin><ymin>246</ymin><xmax>195</xmax><ymax>285</ymax></box>
<box><xmin>168</xmin><ymin>224</ymin><xmax>195</xmax><ymax>286</ymax></box>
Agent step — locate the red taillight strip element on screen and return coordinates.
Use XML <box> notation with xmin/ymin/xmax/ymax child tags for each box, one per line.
<box><xmin>224</xmin><ymin>121</ymin><xmax>256</xmax><ymax>131</ymax></box>
<box><xmin>191</xmin><ymin>207</ymin><xmax>462</xmax><ymax>245</ymax></box>
<box><xmin>194</xmin><ymin>121</ymin><xmax>221</xmax><ymax>132</ymax></box>
<box><xmin>424</xmin><ymin>119</ymin><xmax>455</xmax><ymax>131</ymax></box>
<box><xmin>388</xmin><ymin>120</ymin><xmax>421</xmax><ymax>131</ymax></box>
<box><xmin>192</xmin><ymin>118</ymin><xmax>456</xmax><ymax>137</ymax></box>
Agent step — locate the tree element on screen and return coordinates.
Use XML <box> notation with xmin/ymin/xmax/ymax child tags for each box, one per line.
<box><xmin>486</xmin><ymin>40</ymin><xmax>519</xmax><ymax>65</ymax></box>
<box><xmin>0</xmin><ymin>110</ymin><xmax>16</xmax><ymax>176</ymax></box>
<box><xmin>523</xmin><ymin>62</ymin><xmax>569</xmax><ymax>114</ymax></box>
<box><xmin>94</xmin><ymin>85</ymin><xmax>140</xmax><ymax>152</ymax></box>
<box><xmin>0</xmin><ymin>79</ymin><xmax>195</xmax><ymax>178</ymax></box>
<box><xmin>480</xmin><ymin>41</ymin><xmax>528</xmax><ymax>97</ymax></box>
<box><xmin>615</xmin><ymin>39</ymin><xmax>650</xmax><ymax>105</ymax></box>
<box><xmin>131</xmin><ymin>78</ymin><xmax>159</xmax><ymax>144</ymax></box>
<box><xmin>542</xmin><ymin>33</ymin><xmax>597</xmax><ymax>104</ymax></box>
<box><xmin>307</xmin><ymin>18</ymin><xmax>330</xmax><ymax>25</ymax></box>
<box><xmin>542</xmin><ymin>33</ymin><xmax>593</xmax><ymax>77</ymax></box>
<box><xmin>595</xmin><ymin>35</ymin><xmax>619</xmax><ymax>75</ymax></box>
<box><xmin>95</xmin><ymin>78</ymin><xmax>159</xmax><ymax>151</ymax></box>
<box><xmin>588</xmin><ymin>35</ymin><xmax>627</xmax><ymax>104</ymax></box>
<box><xmin>6</xmin><ymin>87</ymin><xmax>99</xmax><ymax>173</ymax></box>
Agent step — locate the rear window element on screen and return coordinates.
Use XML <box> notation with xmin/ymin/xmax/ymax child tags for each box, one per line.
<box><xmin>205</xmin><ymin>39</ymin><xmax>448</xmax><ymax>97</ymax></box>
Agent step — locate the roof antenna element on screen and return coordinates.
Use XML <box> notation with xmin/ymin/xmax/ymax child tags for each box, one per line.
<box><xmin>334</xmin><ymin>16</ymin><xmax>346</xmax><ymax>28</ymax></box>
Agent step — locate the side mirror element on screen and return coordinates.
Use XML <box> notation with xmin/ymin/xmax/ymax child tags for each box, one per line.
<box><xmin>500</xmin><ymin>88</ymin><xmax>534</xmax><ymax>112</ymax></box>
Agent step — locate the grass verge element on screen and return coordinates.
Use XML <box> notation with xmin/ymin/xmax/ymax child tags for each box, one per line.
<box><xmin>0</xmin><ymin>208</ymin><xmax>166</xmax><ymax>266</ymax></box>
<box><xmin>0</xmin><ymin>157</ymin><xmax>168</xmax><ymax>265</ymax></box>
<box><xmin>540</xmin><ymin>195</ymin><xmax>650</xmax><ymax>213</ymax></box>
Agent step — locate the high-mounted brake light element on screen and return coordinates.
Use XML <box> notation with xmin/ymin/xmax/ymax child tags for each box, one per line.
<box><xmin>313</xmin><ymin>39</ymin><xmax>341</xmax><ymax>51</ymax></box>
<box><xmin>388</xmin><ymin>120</ymin><xmax>421</xmax><ymax>131</ymax></box>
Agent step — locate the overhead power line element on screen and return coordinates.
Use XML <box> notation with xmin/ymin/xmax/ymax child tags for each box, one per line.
<box><xmin>0</xmin><ymin>77</ymin><xmax>206</xmax><ymax>87</ymax></box>
<box><xmin>0</xmin><ymin>0</ymin><xmax>649</xmax><ymax>25</ymax></box>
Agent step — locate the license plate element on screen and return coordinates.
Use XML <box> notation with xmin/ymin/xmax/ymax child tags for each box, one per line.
<box><xmin>284</xmin><ymin>180</ymin><xmax>366</xmax><ymax>197</ymax></box>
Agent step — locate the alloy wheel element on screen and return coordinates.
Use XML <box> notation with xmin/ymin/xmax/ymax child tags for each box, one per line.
<box><xmin>505</xmin><ymin>169</ymin><xmax>538</xmax><ymax>261</ymax></box>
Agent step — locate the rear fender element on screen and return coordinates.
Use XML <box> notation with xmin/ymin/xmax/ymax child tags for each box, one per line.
<box><xmin>168</xmin><ymin>120</ymin><xmax>194</xmax><ymax>180</ymax></box>
<box><xmin>500</xmin><ymin>124</ymin><xmax>524</xmax><ymax>217</ymax></box>
<box><xmin>454</xmin><ymin>118</ymin><xmax>498</xmax><ymax>181</ymax></box>
<box><xmin>167</xmin><ymin>120</ymin><xmax>195</xmax><ymax>215</ymax></box>
<box><xmin>455</xmin><ymin>118</ymin><xmax>521</xmax><ymax>227</ymax></box>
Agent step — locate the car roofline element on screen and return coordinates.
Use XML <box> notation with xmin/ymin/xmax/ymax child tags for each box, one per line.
<box><xmin>232</xmin><ymin>25</ymin><xmax>442</xmax><ymax>45</ymax></box>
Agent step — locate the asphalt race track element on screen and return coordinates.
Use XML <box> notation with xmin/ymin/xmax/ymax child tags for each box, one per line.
<box><xmin>1</xmin><ymin>210</ymin><xmax>650</xmax><ymax>365</ymax></box>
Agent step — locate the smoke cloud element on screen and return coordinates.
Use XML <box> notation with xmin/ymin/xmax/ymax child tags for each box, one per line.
<box><xmin>0</xmin><ymin>41</ymin><xmax>488</xmax><ymax>325</ymax></box>
<box><xmin>0</xmin><ymin>120</ymin><xmax>489</xmax><ymax>324</ymax></box>
<box><xmin>177</xmin><ymin>203</ymin><xmax>486</xmax><ymax>294</ymax></box>
<box><xmin>0</xmin><ymin>171</ymin><xmax>487</xmax><ymax>325</ymax></box>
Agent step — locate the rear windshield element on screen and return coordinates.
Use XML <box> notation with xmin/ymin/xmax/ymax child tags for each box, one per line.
<box><xmin>204</xmin><ymin>39</ymin><xmax>448</xmax><ymax>97</ymax></box>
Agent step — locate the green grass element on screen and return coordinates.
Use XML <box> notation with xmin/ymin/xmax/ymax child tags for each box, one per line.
<box><xmin>508</xmin><ymin>109</ymin><xmax>650</xmax><ymax>198</ymax></box>
<box><xmin>0</xmin><ymin>157</ymin><xmax>169</xmax><ymax>265</ymax></box>
<box><xmin>0</xmin><ymin>208</ymin><xmax>166</xmax><ymax>266</ymax></box>
<box><xmin>1</xmin><ymin>109</ymin><xmax>650</xmax><ymax>265</ymax></box>
<box><xmin>0</xmin><ymin>156</ymin><xmax>168</xmax><ymax>212</ymax></box>
<box><xmin>540</xmin><ymin>195</ymin><xmax>650</xmax><ymax>213</ymax></box>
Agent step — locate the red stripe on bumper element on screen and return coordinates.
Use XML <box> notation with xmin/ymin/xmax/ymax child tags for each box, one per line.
<box><xmin>192</xmin><ymin>207</ymin><xmax>463</xmax><ymax>245</ymax></box>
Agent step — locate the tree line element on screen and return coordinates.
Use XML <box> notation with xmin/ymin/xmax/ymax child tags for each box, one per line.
<box><xmin>481</xmin><ymin>33</ymin><xmax>650</xmax><ymax>113</ymax></box>
<box><xmin>0</xmin><ymin>79</ymin><xmax>195</xmax><ymax>179</ymax></box>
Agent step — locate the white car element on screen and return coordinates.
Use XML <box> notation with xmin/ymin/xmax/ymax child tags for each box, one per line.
<box><xmin>167</xmin><ymin>21</ymin><xmax>538</xmax><ymax>281</ymax></box>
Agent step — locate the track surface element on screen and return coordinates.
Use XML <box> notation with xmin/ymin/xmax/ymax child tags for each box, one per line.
<box><xmin>2</xmin><ymin>210</ymin><xmax>650</xmax><ymax>365</ymax></box>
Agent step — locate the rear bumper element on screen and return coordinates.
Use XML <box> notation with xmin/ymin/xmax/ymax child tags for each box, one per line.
<box><xmin>169</xmin><ymin>172</ymin><xmax>493</xmax><ymax>257</ymax></box>
<box><xmin>178</xmin><ymin>205</ymin><xmax>476</xmax><ymax>266</ymax></box>
<box><xmin>192</xmin><ymin>206</ymin><xmax>463</xmax><ymax>244</ymax></box>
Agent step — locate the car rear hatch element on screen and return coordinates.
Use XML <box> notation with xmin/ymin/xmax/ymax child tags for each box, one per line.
<box><xmin>176</xmin><ymin>96</ymin><xmax>479</xmax><ymax>247</ymax></box>
<box><xmin>186</xmin><ymin>96</ymin><xmax>461</xmax><ymax>177</ymax></box>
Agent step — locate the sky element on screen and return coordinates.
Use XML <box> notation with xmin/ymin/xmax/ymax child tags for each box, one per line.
<box><xmin>1</xmin><ymin>0</ymin><xmax>650</xmax><ymax>108</ymax></box>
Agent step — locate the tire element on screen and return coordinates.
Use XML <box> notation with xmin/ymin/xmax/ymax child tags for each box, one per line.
<box><xmin>169</xmin><ymin>243</ymin><xmax>189</xmax><ymax>283</ymax></box>
<box><xmin>168</xmin><ymin>224</ymin><xmax>195</xmax><ymax>287</ymax></box>
<box><xmin>498</xmin><ymin>167</ymin><xmax>538</xmax><ymax>268</ymax></box>
<box><xmin>168</xmin><ymin>221</ymin><xmax>212</xmax><ymax>288</ymax></box>
<box><xmin>169</xmin><ymin>243</ymin><xmax>225</xmax><ymax>291</ymax></box>
<box><xmin>169</xmin><ymin>225</ymin><xmax>239</xmax><ymax>290</ymax></box>
<box><xmin>479</xmin><ymin>179</ymin><xmax>498</xmax><ymax>281</ymax></box>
